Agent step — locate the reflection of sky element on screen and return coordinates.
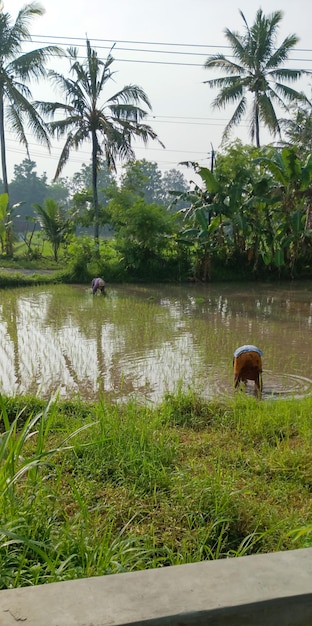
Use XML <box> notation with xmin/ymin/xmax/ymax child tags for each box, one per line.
<box><xmin>0</xmin><ymin>321</ymin><xmax>17</xmax><ymax>395</ymax></box>
<box><xmin>1</xmin><ymin>283</ymin><xmax>312</xmax><ymax>403</ymax></box>
<box><xmin>117</xmin><ymin>333</ymin><xmax>202</xmax><ymax>403</ymax></box>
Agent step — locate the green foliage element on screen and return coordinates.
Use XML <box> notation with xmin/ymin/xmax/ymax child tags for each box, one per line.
<box><xmin>119</xmin><ymin>159</ymin><xmax>189</xmax><ymax>211</ymax></box>
<box><xmin>280</xmin><ymin>102</ymin><xmax>312</xmax><ymax>157</ymax></box>
<box><xmin>0</xmin><ymin>395</ymin><xmax>96</xmax><ymax>587</ymax></box>
<box><xmin>65</xmin><ymin>236</ymin><xmax>95</xmax><ymax>281</ymax></box>
<box><xmin>254</xmin><ymin>146</ymin><xmax>312</xmax><ymax>275</ymax></box>
<box><xmin>2</xmin><ymin>139</ymin><xmax>312</xmax><ymax>281</ymax></box>
<box><xmin>169</xmin><ymin>142</ymin><xmax>312</xmax><ymax>280</ymax></box>
<box><xmin>33</xmin><ymin>198</ymin><xmax>75</xmax><ymax>262</ymax></box>
<box><xmin>0</xmin><ymin>193</ymin><xmax>9</xmax><ymax>251</ymax></box>
<box><xmin>204</xmin><ymin>9</ymin><xmax>308</xmax><ymax>147</ymax></box>
<box><xmin>1</xmin><ymin>392</ymin><xmax>312</xmax><ymax>587</ymax></box>
<box><xmin>0</xmin><ymin>3</ymin><xmax>63</xmax><ymax>194</ymax></box>
<box><xmin>107</xmin><ymin>184</ymin><xmax>182</xmax><ymax>279</ymax></box>
<box><xmin>9</xmin><ymin>159</ymin><xmax>49</xmax><ymax>221</ymax></box>
<box><xmin>64</xmin><ymin>235</ymin><xmax>121</xmax><ymax>282</ymax></box>
<box><xmin>75</xmin><ymin>402</ymin><xmax>176</xmax><ymax>492</ymax></box>
<box><xmin>35</xmin><ymin>40</ymin><xmax>162</xmax><ymax>248</ymax></box>
<box><xmin>160</xmin><ymin>390</ymin><xmax>227</xmax><ymax>430</ymax></box>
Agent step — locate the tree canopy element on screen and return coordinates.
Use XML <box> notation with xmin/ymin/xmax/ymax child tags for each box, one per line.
<box><xmin>35</xmin><ymin>39</ymin><xmax>164</xmax><ymax>252</ymax></box>
<box><xmin>0</xmin><ymin>1</ymin><xmax>63</xmax><ymax>197</ymax></box>
<box><xmin>204</xmin><ymin>8</ymin><xmax>309</xmax><ymax>147</ymax></box>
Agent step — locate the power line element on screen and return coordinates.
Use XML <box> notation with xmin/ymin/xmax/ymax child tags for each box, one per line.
<box><xmin>30</xmin><ymin>34</ymin><xmax>312</xmax><ymax>54</ymax></box>
<box><xmin>20</xmin><ymin>36</ymin><xmax>312</xmax><ymax>68</ymax></box>
<box><xmin>30</xmin><ymin>38</ymin><xmax>312</xmax><ymax>63</ymax></box>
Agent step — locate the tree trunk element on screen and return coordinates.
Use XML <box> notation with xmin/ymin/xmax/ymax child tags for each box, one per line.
<box><xmin>0</xmin><ymin>92</ymin><xmax>9</xmax><ymax>194</ymax></box>
<box><xmin>305</xmin><ymin>202</ymin><xmax>312</xmax><ymax>231</ymax></box>
<box><xmin>255</xmin><ymin>106</ymin><xmax>260</xmax><ymax>148</ymax></box>
<box><xmin>92</xmin><ymin>130</ymin><xmax>100</xmax><ymax>258</ymax></box>
<box><xmin>0</xmin><ymin>92</ymin><xmax>13</xmax><ymax>257</ymax></box>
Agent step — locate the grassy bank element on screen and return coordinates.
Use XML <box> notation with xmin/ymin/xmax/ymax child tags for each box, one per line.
<box><xmin>1</xmin><ymin>391</ymin><xmax>312</xmax><ymax>589</ymax></box>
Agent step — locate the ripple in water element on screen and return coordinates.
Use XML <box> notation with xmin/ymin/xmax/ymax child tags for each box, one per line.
<box><xmin>208</xmin><ymin>370</ymin><xmax>312</xmax><ymax>401</ymax></box>
<box><xmin>262</xmin><ymin>371</ymin><xmax>312</xmax><ymax>400</ymax></box>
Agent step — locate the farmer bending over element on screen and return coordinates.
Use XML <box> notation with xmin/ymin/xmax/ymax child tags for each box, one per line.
<box><xmin>91</xmin><ymin>277</ymin><xmax>106</xmax><ymax>295</ymax></box>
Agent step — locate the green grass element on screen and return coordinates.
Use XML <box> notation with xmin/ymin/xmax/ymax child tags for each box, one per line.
<box><xmin>1</xmin><ymin>390</ymin><xmax>312</xmax><ymax>589</ymax></box>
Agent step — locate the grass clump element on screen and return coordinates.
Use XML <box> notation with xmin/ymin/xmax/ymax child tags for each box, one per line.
<box><xmin>160</xmin><ymin>390</ymin><xmax>229</xmax><ymax>430</ymax></box>
<box><xmin>1</xmin><ymin>392</ymin><xmax>312</xmax><ymax>589</ymax></box>
<box><xmin>73</xmin><ymin>401</ymin><xmax>177</xmax><ymax>492</ymax></box>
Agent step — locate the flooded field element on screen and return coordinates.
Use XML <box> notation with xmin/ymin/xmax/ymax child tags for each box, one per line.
<box><xmin>1</xmin><ymin>281</ymin><xmax>312</xmax><ymax>403</ymax></box>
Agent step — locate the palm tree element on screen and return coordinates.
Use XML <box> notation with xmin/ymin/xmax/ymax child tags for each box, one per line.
<box><xmin>280</xmin><ymin>102</ymin><xmax>312</xmax><ymax>155</ymax></box>
<box><xmin>33</xmin><ymin>198</ymin><xmax>74</xmax><ymax>261</ymax></box>
<box><xmin>36</xmin><ymin>40</ymin><xmax>164</xmax><ymax>253</ymax></box>
<box><xmin>0</xmin><ymin>1</ymin><xmax>63</xmax><ymax>195</ymax></box>
<box><xmin>204</xmin><ymin>9</ymin><xmax>309</xmax><ymax>147</ymax></box>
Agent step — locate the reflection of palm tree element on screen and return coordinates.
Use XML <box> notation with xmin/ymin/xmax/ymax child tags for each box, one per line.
<box><xmin>1</xmin><ymin>297</ymin><xmax>20</xmax><ymax>391</ymax></box>
<box><xmin>204</xmin><ymin>9</ymin><xmax>308</xmax><ymax>147</ymax></box>
<box><xmin>36</xmin><ymin>40</ymin><xmax>164</xmax><ymax>253</ymax></box>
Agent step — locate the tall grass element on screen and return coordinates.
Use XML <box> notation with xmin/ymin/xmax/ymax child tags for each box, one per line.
<box><xmin>1</xmin><ymin>391</ymin><xmax>312</xmax><ymax>589</ymax></box>
<box><xmin>0</xmin><ymin>396</ymin><xmax>96</xmax><ymax>587</ymax></box>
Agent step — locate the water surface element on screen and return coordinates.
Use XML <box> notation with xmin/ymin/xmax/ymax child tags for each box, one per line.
<box><xmin>1</xmin><ymin>281</ymin><xmax>312</xmax><ymax>403</ymax></box>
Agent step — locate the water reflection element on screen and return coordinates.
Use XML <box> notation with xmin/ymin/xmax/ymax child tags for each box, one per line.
<box><xmin>1</xmin><ymin>281</ymin><xmax>312</xmax><ymax>403</ymax></box>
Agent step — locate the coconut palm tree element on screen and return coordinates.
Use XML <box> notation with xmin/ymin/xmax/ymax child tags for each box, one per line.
<box><xmin>204</xmin><ymin>9</ymin><xmax>309</xmax><ymax>147</ymax></box>
<box><xmin>0</xmin><ymin>1</ymin><xmax>63</xmax><ymax>195</ymax></box>
<box><xmin>36</xmin><ymin>40</ymin><xmax>164</xmax><ymax>253</ymax></box>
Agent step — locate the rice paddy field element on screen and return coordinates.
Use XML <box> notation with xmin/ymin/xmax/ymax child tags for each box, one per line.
<box><xmin>1</xmin><ymin>279</ymin><xmax>312</xmax><ymax>589</ymax></box>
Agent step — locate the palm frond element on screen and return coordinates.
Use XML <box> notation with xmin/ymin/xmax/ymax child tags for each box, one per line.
<box><xmin>107</xmin><ymin>84</ymin><xmax>152</xmax><ymax>109</ymax></box>
<box><xmin>6</xmin><ymin>104</ymin><xmax>30</xmax><ymax>158</ymax></box>
<box><xmin>223</xmin><ymin>98</ymin><xmax>247</xmax><ymax>142</ymax></box>
<box><xmin>204</xmin><ymin>55</ymin><xmax>245</xmax><ymax>75</ymax></box>
<box><xmin>6</xmin><ymin>84</ymin><xmax>51</xmax><ymax>148</ymax></box>
<box><xmin>9</xmin><ymin>46</ymin><xmax>64</xmax><ymax>81</ymax></box>
<box><xmin>5</xmin><ymin>77</ymin><xmax>32</xmax><ymax>101</ymax></box>
<box><xmin>212</xmin><ymin>82</ymin><xmax>244</xmax><ymax>109</ymax></box>
<box><xmin>265</xmin><ymin>35</ymin><xmax>299</xmax><ymax>69</ymax></box>
<box><xmin>106</xmin><ymin>103</ymin><xmax>149</xmax><ymax>123</ymax></box>
<box><xmin>257</xmin><ymin>93</ymin><xmax>281</xmax><ymax>136</ymax></box>
<box><xmin>1</xmin><ymin>3</ymin><xmax>44</xmax><ymax>59</ymax></box>
<box><xmin>53</xmin><ymin>134</ymin><xmax>77</xmax><ymax>180</ymax></box>
<box><xmin>268</xmin><ymin>68</ymin><xmax>308</xmax><ymax>83</ymax></box>
<box><xmin>33</xmin><ymin>100</ymin><xmax>73</xmax><ymax>118</ymax></box>
<box><xmin>273</xmin><ymin>83</ymin><xmax>310</xmax><ymax>104</ymax></box>
<box><xmin>97</xmin><ymin>51</ymin><xmax>116</xmax><ymax>93</ymax></box>
<box><xmin>47</xmin><ymin>70</ymin><xmax>86</xmax><ymax>104</ymax></box>
<box><xmin>224</xmin><ymin>30</ymin><xmax>251</xmax><ymax>68</ymax></box>
<box><xmin>49</xmin><ymin>114</ymin><xmax>86</xmax><ymax>139</ymax></box>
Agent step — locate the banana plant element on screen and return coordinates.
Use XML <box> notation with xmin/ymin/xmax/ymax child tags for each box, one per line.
<box><xmin>254</xmin><ymin>147</ymin><xmax>312</xmax><ymax>274</ymax></box>
<box><xmin>0</xmin><ymin>194</ymin><xmax>23</xmax><ymax>257</ymax></box>
<box><xmin>170</xmin><ymin>163</ymin><xmax>234</xmax><ymax>279</ymax></box>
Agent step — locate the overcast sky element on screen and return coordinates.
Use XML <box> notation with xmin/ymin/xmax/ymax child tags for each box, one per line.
<box><xmin>5</xmin><ymin>0</ymin><xmax>312</xmax><ymax>183</ymax></box>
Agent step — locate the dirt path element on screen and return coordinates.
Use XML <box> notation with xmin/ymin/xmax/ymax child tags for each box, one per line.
<box><xmin>0</xmin><ymin>267</ymin><xmax>55</xmax><ymax>275</ymax></box>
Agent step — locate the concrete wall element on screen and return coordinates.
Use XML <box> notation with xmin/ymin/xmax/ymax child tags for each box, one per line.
<box><xmin>1</xmin><ymin>548</ymin><xmax>312</xmax><ymax>626</ymax></box>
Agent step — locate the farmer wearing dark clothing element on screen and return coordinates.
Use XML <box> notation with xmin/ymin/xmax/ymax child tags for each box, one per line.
<box><xmin>91</xmin><ymin>277</ymin><xmax>105</xmax><ymax>294</ymax></box>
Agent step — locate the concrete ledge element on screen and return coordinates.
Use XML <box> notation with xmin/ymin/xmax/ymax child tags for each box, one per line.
<box><xmin>1</xmin><ymin>548</ymin><xmax>312</xmax><ymax>625</ymax></box>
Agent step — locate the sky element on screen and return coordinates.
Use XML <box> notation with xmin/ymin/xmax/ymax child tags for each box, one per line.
<box><xmin>5</xmin><ymin>0</ymin><xmax>312</xmax><ymax>185</ymax></box>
